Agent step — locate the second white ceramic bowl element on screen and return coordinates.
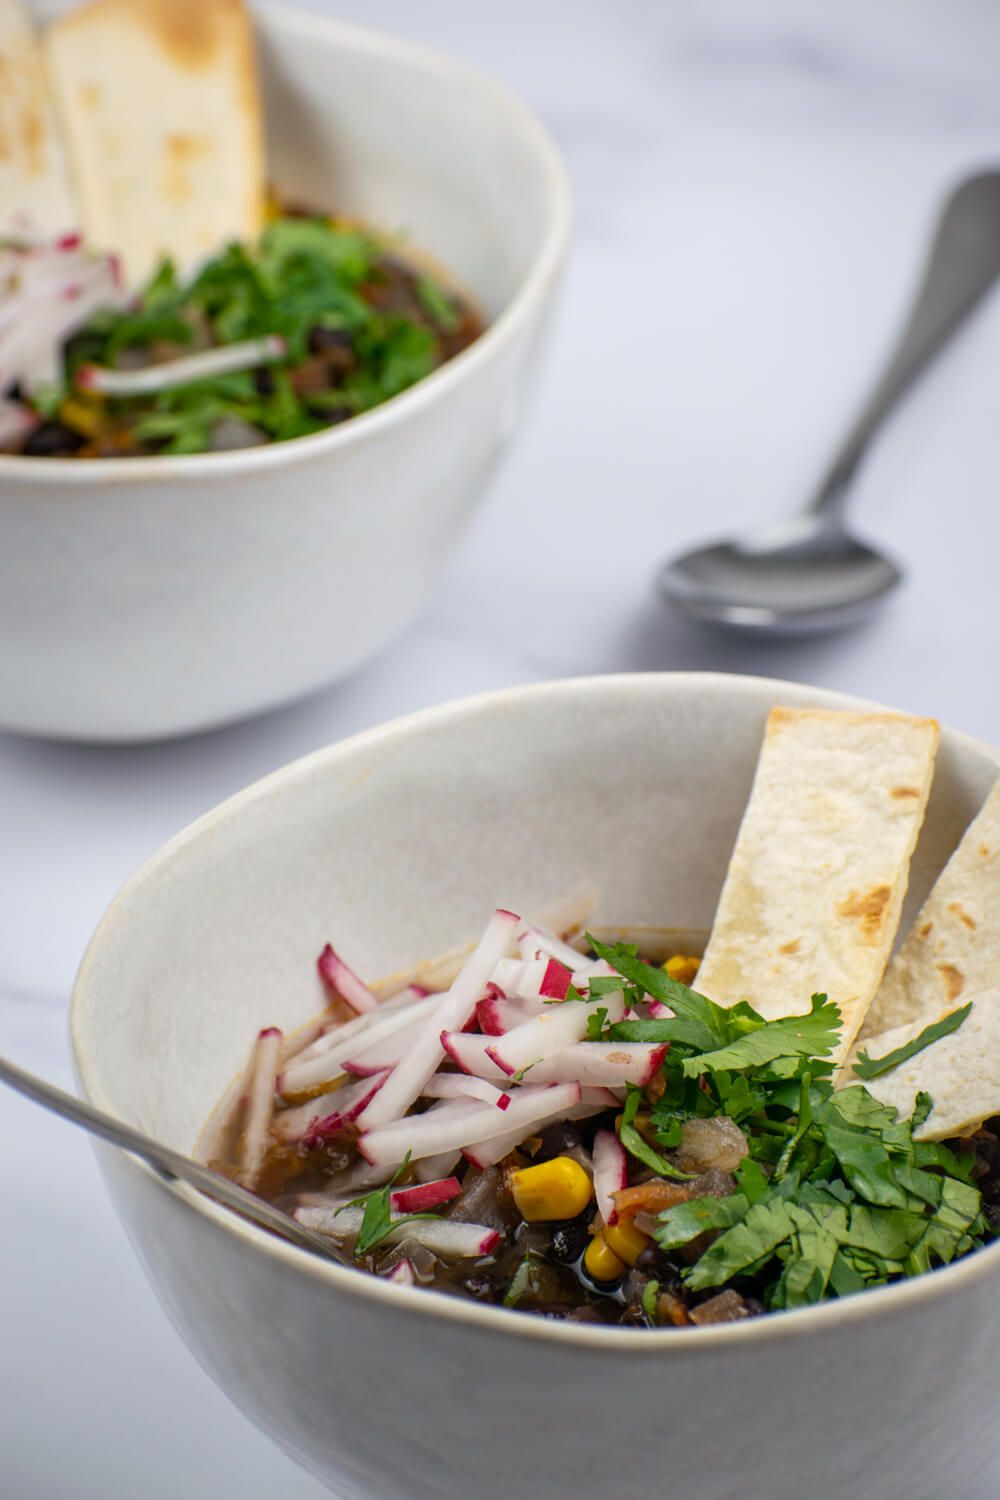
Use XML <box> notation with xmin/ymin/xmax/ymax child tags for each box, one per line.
<box><xmin>72</xmin><ymin>673</ymin><xmax>1000</xmax><ymax>1500</ymax></box>
<box><xmin>0</xmin><ymin>5</ymin><xmax>569</xmax><ymax>741</ymax></box>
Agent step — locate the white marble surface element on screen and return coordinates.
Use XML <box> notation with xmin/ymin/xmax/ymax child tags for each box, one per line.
<box><xmin>4</xmin><ymin>1</ymin><xmax>1000</xmax><ymax>1495</ymax></box>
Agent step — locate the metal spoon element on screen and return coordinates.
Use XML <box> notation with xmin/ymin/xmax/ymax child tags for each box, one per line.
<box><xmin>659</xmin><ymin>170</ymin><xmax>1000</xmax><ymax>635</ymax></box>
<box><xmin>0</xmin><ymin>1049</ymin><xmax>345</xmax><ymax>1264</ymax></box>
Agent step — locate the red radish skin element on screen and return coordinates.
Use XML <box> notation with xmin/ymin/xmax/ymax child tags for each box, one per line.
<box><xmin>386</xmin><ymin>1260</ymin><xmax>416</xmax><ymax>1286</ymax></box>
<box><xmin>317</xmin><ymin>944</ymin><xmax>378</xmax><ymax>1013</ymax></box>
<box><xmin>275</xmin><ymin>1071</ymin><xmax>389</xmax><ymax>1148</ymax></box>
<box><xmin>593</xmin><ymin>1129</ymin><xmax>628</xmax><ymax>1226</ymax></box>
<box><xmin>390</xmin><ymin>1178</ymin><xmax>462</xmax><ymax>1214</ymax></box>
<box><xmin>539</xmin><ymin>958</ymin><xmax>573</xmax><ymax>999</ymax></box>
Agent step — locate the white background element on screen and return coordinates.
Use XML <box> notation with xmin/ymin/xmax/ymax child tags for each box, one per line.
<box><xmin>3</xmin><ymin>1</ymin><xmax>1000</xmax><ymax>1495</ymax></box>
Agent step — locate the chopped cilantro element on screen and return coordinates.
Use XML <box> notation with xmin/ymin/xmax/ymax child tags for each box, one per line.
<box><xmin>853</xmin><ymin>1003</ymin><xmax>973</xmax><ymax>1080</ymax></box>
<box><xmin>338</xmin><ymin>1153</ymin><xmax>441</xmax><ymax>1257</ymax></box>
<box><xmin>42</xmin><ymin>216</ymin><xmax>476</xmax><ymax>456</ymax></box>
<box><xmin>589</xmin><ymin>939</ymin><xmax>995</xmax><ymax>1311</ymax></box>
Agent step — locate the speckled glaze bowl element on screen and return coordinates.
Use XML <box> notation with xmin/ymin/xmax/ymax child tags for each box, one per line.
<box><xmin>0</xmin><ymin>4</ymin><xmax>569</xmax><ymax>742</ymax></box>
<box><xmin>72</xmin><ymin>673</ymin><xmax>1000</xmax><ymax>1500</ymax></box>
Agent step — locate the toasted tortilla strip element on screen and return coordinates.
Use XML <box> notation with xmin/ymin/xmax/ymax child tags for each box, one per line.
<box><xmin>0</xmin><ymin>0</ymin><xmax>76</xmax><ymax>236</ymax></box>
<box><xmin>858</xmin><ymin>991</ymin><xmax>1000</xmax><ymax>1140</ymax></box>
<box><xmin>859</xmin><ymin>778</ymin><xmax>1000</xmax><ymax>1042</ymax></box>
<box><xmin>45</xmin><ymin>0</ymin><xmax>264</xmax><ymax>287</ymax></box>
<box><xmin>695</xmin><ymin>707</ymin><xmax>939</xmax><ymax>1062</ymax></box>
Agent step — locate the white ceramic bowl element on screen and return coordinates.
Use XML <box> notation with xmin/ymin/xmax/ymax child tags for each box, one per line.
<box><xmin>0</xmin><ymin>6</ymin><xmax>569</xmax><ymax>742</ymax></box>
<box><xmin>72</xmin><ymin>672</ymin><xmax>1000</xmax><ymax>1500</ymax></box>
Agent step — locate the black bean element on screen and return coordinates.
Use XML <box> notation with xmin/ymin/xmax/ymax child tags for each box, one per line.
<box><xmin>22</xmin><ymin>422</ymin><xmax>85</xmax><ymax>457</ymax></box>
<box><xmin>550</xmin><ymin>1214</ymin><xmax>594</xmax><ymax>1265</ymax></box>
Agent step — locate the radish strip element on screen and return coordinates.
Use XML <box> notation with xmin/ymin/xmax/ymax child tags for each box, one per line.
<box><xmin>593</xmin><ymin>1130</ymin><xmax>628</xmax><ymax>1226</ymax></box>
<box><xmin>238</xmin><ymin>1028</ymin><xmax>282</xmax><ymax>1188</ymax></box>
<box><xmin>422</xmin><ymin>1073</ymin><xmax>510</xmax><ymax>1109</ymax></box>
<box><xmin>76</xmin><ymin>334</ymin><xmax>286</xmax><ymax>395</ymax></box>
<box><xmin>441</xmin><ymin>1032</ymin><xmax>509</xmax><ymax>1079</ymax></box>
<box><xmin>357</xmin><ymin>909</ymin><xmax>519</xmax><ymax>1131</ymax></box>
<box><xmin>476</xmin><ymin>991</ymin><xmax>545</xmax><ymax>1036</ymax></box>
<box><xmin>390</xmin><ymin>1177</ymin><xmax>462</xmax><ymax>1214</ymax></box>
<box><xmin>415</xmin><ymin>1150</ymin><xmax>462</xmax><ymax>1182</ymax></box>
<box><xmin>275</xmin><ymin>1071</ymin><xmax>389</xmax><ymax>1147</ymax></box>
<box><xmin>360</xmin><ymin>1082</ymin><xmax>581</xmax><ymax>1165</ymax></box>
<box><xmin>316</xmin><ymin>943</ymin><xmax>379</xmax><ymax>1014</ymax></box>
<box><xmin>295</xmin><ymin>1206</ymin><xmax>501</xmax><ymax>1259</ymax></box>
<box><xmin>486</xmin><ymin>991</ymin><xmax>625</xmax><ymax>1077</ymax></box>
<box><xmin>282</xmin><ymin>995</ymin><xmax>439</xmax><ymax>1094</ymax></box>
<box><xmin>517</xmin><ymin>926</ymin><xmax>591</xmax><ymax>970</ymax></box>
<box><xmin>461</xmin><ymin>1090</ymin><xmax>588</xmax><ymax>1168</ymax></box>
<box><xmin>510</xmin><ymin>1041</ymin><xmax>667</xmax><ymax>1088</ymax></box>
<box><xmin>385</xmin><ymin>1260</ymin><xmax>416</xmax><ymax>1285</ymax></box>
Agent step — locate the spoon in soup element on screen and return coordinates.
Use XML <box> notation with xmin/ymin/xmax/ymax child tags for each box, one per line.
<box><xmin>0</xmin><ymin>1048</ymin><xmax>345</xmax><ymax>1264</ymax></box>
<box><xmin>658</xmin><ymin>169</ymin><xmax>1000</xmax><ymax>635</ymax></box>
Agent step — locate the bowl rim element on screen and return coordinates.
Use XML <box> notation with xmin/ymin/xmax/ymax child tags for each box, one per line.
<box><xmin>0</xmin><ymin>3</ymin><xmax>571</xmax><ymax>489</ymax></box>
<box><xmin>71</xmin><ymin>671</ymin><xmax>1000</xmax><ymax>1352</ymax></box>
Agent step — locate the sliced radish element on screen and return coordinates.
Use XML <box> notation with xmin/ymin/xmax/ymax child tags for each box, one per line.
<box><xmin>359</xmin><ymin>1082</ymin><xmax>581</xmax><ymax>1165</ymax></box>
<box><xmin>422</xmin><ymin>1073</ymin><xmax>510</xmax><ymax>1109</ymax></box>
<box><xmin>282</xmin><ymin>995</ymin><xmax>439</xmax><ymax>1094</ymax></box>
<box><xmin>646</xmin><ymin>1000</ymin><xmax>673</xmax><ymax>1020</ymax></box>
<box><xmin>275</xmin><ymin>1071</ymin><xmax>389</xmax><ymax>1148</ymax></box>
<box><xmin>486</xmin><ymin>992</ymin><xmax>625</xmax><ymax>1077</ymax></box>
<box><xmin>238</xmin><ymin>1027</ymin><xmax>282</xmax><ymax>1189</ymax></box>
<box><xmin>516</xmin><ymin>923</ymin><xmax>590</xmax><ymax>970</ymax></box>
<box><xmin>461</xmin><ymin>1089</ymin><xmax>589</xmax><ymax>1168</ymax></box>
<box><xmin>490</xmin><ymin>955</ymin><xmax>575</xmax><ymax>1003</ymax></box>
<box><xmin>357</xmin><ymin>909</ymin><xmax>519</xmax><ymax>1131</ymax></box>
<box><xmin>593</xmin><ymin>1129</ymin><xmax>628</xmax><ymax>1226</ymax></box>
<box><xmin>385</xmin><ymin>1259</ymin><xmax>416</xmax><ymax>1286</ymax></box>
<box><xmin>513</xmin><ymin>1041</ymin><xmax>667</xmax><ymax>1089</ymax></box>
<box><xmin>414</xmin><ymin>1150</ymin><xmax>462</xmax><ymax>1182</ymax></box>
<box><xmin>316</xmin><ymin>943</ymin><xmax>378</xmax><ymax>1014</ymax></box>
<box><xmin>76</xmin><ymin>334</ymin><xmax>286</xmax><ymax>396</ymax></box>
<box><xmin>296</xmin><ymin>1205</ymin><xmax>500</xmax><ymax>1259</ymax></box>
<box><xmin>539</xmin><ymin>957</ymin><xmax>573</xmax><ymax>999</ymax></box>
<box><xmin>579</xmin><ymin>1085</ymin><xmax>624</xmax><ymax>1107</ymax></box>
<box><xmin>476</xmin><ymin>991</ymin><xmax>545</xmax><ymax>1036</ymax></box>
<box><xmin>390</xmin><ymin>1177</ymin><xmax>462</xmax><ymax>1214</ymax></box>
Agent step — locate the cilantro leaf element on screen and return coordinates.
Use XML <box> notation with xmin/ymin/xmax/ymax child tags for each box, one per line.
<box><xmin>339</xmin><ymin>1153</ymin><xmax>441</xmax><ymax>1257</ymax></box>
<box><xmin>853</xmin><ymin>1003</ymin><xmax>973</xmax><ymax>1081</ymax></box>
<box><xmin>620</xmin><ymin>1086</ymin><xmax>692</xmax><ymax>1181</ymax></box>
<box><xmin>683</xmin><ymin>995</ymin><xmax>842</xmax><ymax>1077</ymax></box>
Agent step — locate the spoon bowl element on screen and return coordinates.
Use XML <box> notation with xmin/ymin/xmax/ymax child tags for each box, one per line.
<box><xmin>659</xmin><ymin>169</ymin><xmax>1000</xmax><ymax>637</ymax></box>
<box><xmin>659</xmin><ymin>518</ymin><xmax>903</xmax><ymax>635</ymax></box>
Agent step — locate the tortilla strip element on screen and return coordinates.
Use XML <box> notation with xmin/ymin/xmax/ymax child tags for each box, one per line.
<box><xmin>859</xmin><ymin>777</ymin><xmax>1000</xmax><ymax>1042</ymax></box>
<box><xmin>695</xmin><ymin>707</ymin><xmax>939</xmax><ymax>1063</ymax></box>
<box><xmin>44</xmin><ymin>0</ymin><xmax>264</xmax><ymax>287</ymax></box>
<box><xmin>858</xmin><ymin>991</ymin><xmax>1000</xmax><ymax>1140</ymax></box>
<box><xmin>0</xmin><ymin>0</ymin><xmax>76</xmax><ymax>237</ymax></box>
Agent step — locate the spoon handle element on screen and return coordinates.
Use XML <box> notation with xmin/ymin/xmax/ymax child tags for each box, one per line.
<box><xmin>0</xmin><ymin>1049</ymin><xmax>339</xmax><ymax>1261</ymax></box>
<box><xmin>811</xmin><ymin>170</ymin><xmax>1000</xmax><ymax>517</ymax></box>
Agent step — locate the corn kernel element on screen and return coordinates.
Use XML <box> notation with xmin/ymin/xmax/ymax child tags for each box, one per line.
<box><xmin>584</xmin><ymin>1232</ymin><xmax>627</xmax><ymax>1282</ymax></box>
<box><xmin>509</xmin><ymin>1156</ymin><xmax>594</xmax><ymax>1222</ymax></box>
<box><xmin>604</xmin><ymin>1217</ymin><xmax>650</xmax><ymax>1266</ymax></box>
<box><xmin>664</xmin><ymin>954</ymin><xmax>701</xmax><ymax>986</ymax></box>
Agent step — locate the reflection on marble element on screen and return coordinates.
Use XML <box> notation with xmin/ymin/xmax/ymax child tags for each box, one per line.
<box><xmin>3</xmin><ymin>1</ymin><xmax>1000</xmax><ymax>1494</ymax></box>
